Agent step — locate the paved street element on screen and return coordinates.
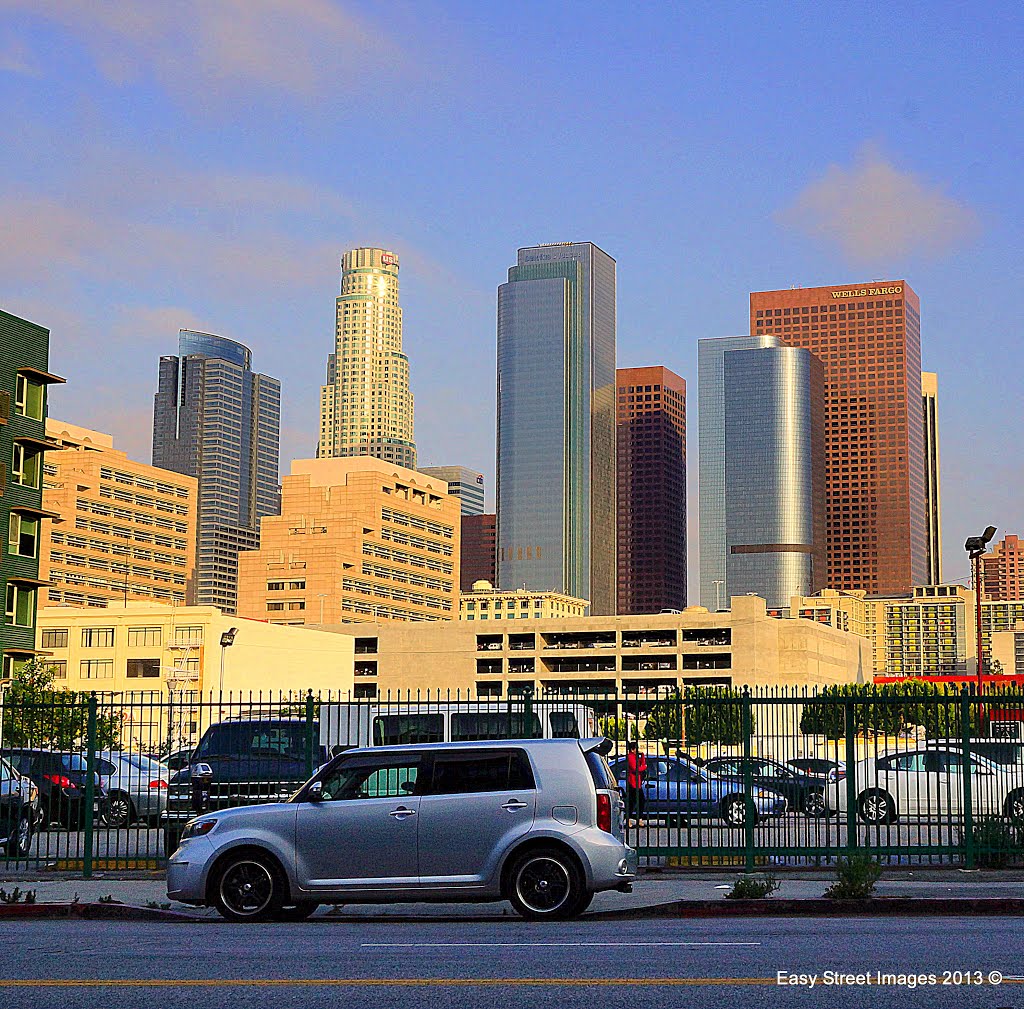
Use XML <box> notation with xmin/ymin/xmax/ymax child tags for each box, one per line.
<box><xmin>1</xmin><ymin>917</ymin><xmax>1021</xmax><ymax>1008</ymax></box>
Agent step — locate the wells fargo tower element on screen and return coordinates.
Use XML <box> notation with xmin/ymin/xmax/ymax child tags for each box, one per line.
<box><xmin>750</xmin><ymin>282</ymin><xmax>926</xmax><ymax>596</ymax></box>
<box><xmin>318</xmin><ymin>248</ymin><xmax>416</xmax><ymax>469</ymax></box>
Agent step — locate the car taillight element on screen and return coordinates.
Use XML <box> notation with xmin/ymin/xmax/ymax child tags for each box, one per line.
<box><xmin>149</xmin><ymin>779</ymin><xmax>169</xmax><ymax>789</ymax></box>
<box><xmin>43</xmin><ymin>774</ymin><xmax>72</xmax><ymax>789</ymax></box>
<box><xmin>597</xmin><ymin>792</ymin><xmax>612</xmax><ymax>833</ymax></box>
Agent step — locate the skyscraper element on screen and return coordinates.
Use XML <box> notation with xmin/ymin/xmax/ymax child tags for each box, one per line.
<box><xmin>616</xmin><ymin>366</ymin><xmax>686</xmax><ymax>614</ymax></box>
<box><xmin>153</xmin><ymin>330</ymin><xmax>280</xmax><ymax>614</ymax></box>
<box><xmin>698</xmin><ymin>335</ymin><xmax>780</xmax><ymax>610</ymax></box>
<box><xmin>980</xmin><ymin>535</ymin><xmax>1023</xmax><ymax>602</ymax></box>
<box><xmin>750</xmin><ymin>282</ymin><xmax>926</xmax><ymax>595</ymax></box>
<box><xmin>420</xmin><ymin>466</ymin><xmax>485</xmax><ymax>516</ymax></box>
<box><xmin>318</xmin><ymin>248</ymin><xmax>416</xmax><ymax>469</ymax></box>
<box><xmin>922</xmin><ymin>372</ymin><xmax>942</xmax><ymax>585</ymax></box>
<box><xmin>496</xmin><ymin>242</ymin><xmax>616</xmax><ymax>615</ymax></box>
<box><xmin>722</xmin><ymin>345</ymin><xmax>826</xmax><ymax>608</ymax></box>
<box><xmin>460</xmin><ymin>513</ymin><xmax>496</xmax><ymax>591</ymax></box>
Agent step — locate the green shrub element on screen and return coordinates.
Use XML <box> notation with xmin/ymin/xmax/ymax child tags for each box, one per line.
<box><xmin>964</xmin><ymin>816</ymin><xmax>1024</xmax><ymax>869</ymax></box>
<box><xmin>725</xmin><ymin>873</ymin><xmax>780</xmax><ymax>900</ymax></box>
<box><xmin>824</xmin><ymin>854</ymin><xmax>882</xmax><ymax>899</ymax></box>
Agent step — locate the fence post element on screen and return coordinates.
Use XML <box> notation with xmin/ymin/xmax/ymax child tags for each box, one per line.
<box><xmin>742</xmin><ymin>687</ymin><xmax>755</xmax><ymax>873</ymax></box>
<box><xmin>83</xmin><ymin>692</ymin><xmax>98</xmax><ymax>880</ymax></box>
<box><xmin>844</xmin><ymin>697</ymin><xmax>858</xmax><ymax>855</ymax></box>
<box><xmin>304</xmin><ymin>690</ymin><xmax>316</xmax><ymax>779</ymax></box>
<box><xmin>961</xmin><ymin>685</ymin><xmax>975</xmax><ymax>869</ymax></box>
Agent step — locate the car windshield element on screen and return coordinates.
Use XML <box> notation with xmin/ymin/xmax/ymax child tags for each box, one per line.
<box><xmin>196</xmin><ymin>722</ymin><xmax>309</xmax><ymax>760</ymax></box>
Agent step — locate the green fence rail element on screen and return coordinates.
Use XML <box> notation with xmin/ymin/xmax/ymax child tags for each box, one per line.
<box><xmin>2</xmin><ymin>685</ymin><xmax>1024</xmax><ymax>876</ymax></box>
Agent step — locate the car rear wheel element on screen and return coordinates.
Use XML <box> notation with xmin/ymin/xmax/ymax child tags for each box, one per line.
<box><xmin>1003</xmin><ymin>789</ymin><xmax>1024</xmax><ymax>822</ymax></box>
<box><xmin>507</xmin><ymin>847</ymin><xmax>585</xmax><ymax>921</ymax></box>
<box><xmin>802</xmin><ymin>789</ymin><xmax>828</xmax><ymax>818</ymax></box>
<box><xmin>8</xmin><ymin>814</ymin><xmax>32</xmax><ymax>857</ymax></box>
<box><xmin>101</xmin><ymin>792</ymin><xmax>135</xmax><ymax>829</ymax></box>
<box><xmin>212</xmin><ymin>853</ymin><xmax>286</xmax><ymax>923</ymax></box>
<box><xmin>722</xmin><ymin>795</ymin><xmax>759</xmax><ymax>828</ymax></box>
<box><xmin>858</xmin><ymin>789</ymin><xmax>896</xmax><ymax>825</ymax></box>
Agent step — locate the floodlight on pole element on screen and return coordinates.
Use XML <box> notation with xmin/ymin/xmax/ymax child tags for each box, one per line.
<box><xmin>964</xmin><ymin>527</ymin><xmax>997</xmax><ymax>694</ymax></box>
<box><xmin>219</xmin><ymin>627</ymin><xmax>238</xmax><ymax>695</ymax></box>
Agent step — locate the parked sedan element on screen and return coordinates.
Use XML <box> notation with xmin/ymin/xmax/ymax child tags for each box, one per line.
<box><xmin>786</xmin><ymin>757</ymin><xmax>845</xmax><ymax>782</ymax></box>
<box><xmin>0</xmin><ymin>756</ymin><xmax>38</xmax><ymax>856</ymax></box>
<box><xmin>92</xmin><ymin>753</ymin><xmax>170</xmax><ymax>827</ymax></box>
<box><xmin>4</xmin><ymin>749</ymin><xmax>105</xmax><ymax>828</ymax></box>
<box><xmin>609</xmin><ymin>755</ymin><xmax>787</xmax><ymax>827</ymax></box>
<box><xmin>703</xmin><ymin>756</ymin><xmax>830</xmax><ymax>817</ymax></box>
<box><xmin>827</xmin><ymin>747</ymin><xmax>1024</xmax><ymax>823</ymax></box>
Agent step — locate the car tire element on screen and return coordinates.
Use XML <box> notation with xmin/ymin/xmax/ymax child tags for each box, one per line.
<box><xmin>274</xmin><ymin>901</ymin><xmax>320</xmax><ymax>921</ymax></box>
<box><xmin>8</xmin><ymin>814</ymin><xmax>32</xmax><ymax>857</ymax></box>
<box><xmin>211</xmin><ymin>852</ymin><xmax>287</xmax><ymax>923</ymax></box>
<box><xmin>101</xmin><ymin>792</ymin><xmax>135</xmax><ymax>829</ymax></box>
<box><xmin>507</xmin><ymin>847</ymin><xmax>586</xmax><ymax>921</ymax></box>
<box><xmin>722</xmin><ymin>795</ymin><xmax>759</xmax><ymax>828</ymax></box>
<box><xmin>802</xmin><ymin>789</ymin><xmax>828</xmax><ymax>818</ymax></box>
<box><xmin>1003</xmin><ymin>789</ymin><xmax>1024</xmax><ymax>822</ymax></box>
<box><xmin>858</xmin><ymin>789</ymin><xmax>896</xmax><ymax>825</ymax></box>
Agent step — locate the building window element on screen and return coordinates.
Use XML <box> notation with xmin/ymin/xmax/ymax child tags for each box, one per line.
<box><xmin>80</xmin><ymin>659</ymin><xmax>114</xmax><ymax>679</ymax></box>
<box><xmin>173</xmin><ymin>625</ymin><xmax>203</xmax><ymax>646</ymax></box>
<box><xmin>40</xmin><ymin>628</ymin><xmax>68</xmax><ymax>649</ymax></box>
<box><xmin>127</xmin><ymin>658</ymin><xmax>161</xmax><ymax>678</ymax></box>
<box><xmin>8</xmin><ymin>513</ymin><xmax>40</xmax><ymax>558</ymax></box>
<box><xmin>81</xmin><ymin>627</ymin><xmax>115</xmax><ymax>648</ymax></box>
<box><xmin>5</xmin><ymin>583</ymin><xmax>35</xmax><ymax>627</ymax></box>
<box><xmin>128</xmin><ymin>626</ymin><xmax>162</xmax><ymax>647</ymax></box>
<box><xmin>48</xmin><ymin>660</ymin><xmax>67</xmax><ymax>679</ymax></box>
<box><xmin>11</xmin><ymin>443</ymin><xmax>41</xmax><ymax>488</ymax></box>
<box><xmin>14</xmin><ymin>374</ymin><xmax>44</xmax><ymax>421</ymax></box>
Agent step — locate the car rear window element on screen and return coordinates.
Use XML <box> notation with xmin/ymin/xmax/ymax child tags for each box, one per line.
<box><xmin>372</xmin><ymin>715</ymin><xmax>444</xmax><ymax>746</ymax></box>
<box><xmin>970</xmin><ymin>743</ymin><xmax>1023</xmax><ymax>766</ymax></box>
<box><xmin>548</xmin><ymin>711</ymin><xmax>580</xmax><ymax>738</ymax></box>
<box><xmin>429</xmin><ymin>749</ymin><xmax>535</xmax><ymax>794</ymax></box>
<box><xmin>585</xmin><ymin>750</ymin><xmax>618</xmax><ymax>791</ymax></box>
<box><xmin>196</xmin><ymin>722</ymin><xmax>310</xmax><ymax>760</ymax></box>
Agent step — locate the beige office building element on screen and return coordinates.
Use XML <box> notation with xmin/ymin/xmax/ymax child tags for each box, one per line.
<box><xmin>39</xmin><ymin>420</ymin><xmax>197</xmax><ymax>608</ymax></box>
<box><xmin>237</xmin><ymin>458</ymin><xmax>460</xmax><ymax>626</ymax></box>
<box><xmin>460</xmin><ymin>581</ymin><xmax>589</xmax><ymax>621</ymax></box>
<box><xmin>329</xmin><ymin>595</ymin><xmax>871</xmax><ymax>698</ymax></box>
<box><xmin>317</xmin><ymin>248</ymin><xmax>416</xmax><ymax>469</ymax></box>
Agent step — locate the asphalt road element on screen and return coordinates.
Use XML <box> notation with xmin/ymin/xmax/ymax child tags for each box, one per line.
<box><xmin>1</xmin><ymin>917</ymin><xmax>1021</xmax><ymax>1008</ymax></box>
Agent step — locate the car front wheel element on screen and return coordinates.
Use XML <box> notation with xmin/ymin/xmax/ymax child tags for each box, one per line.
<box><xmin>507</xmin><ymin>848</ymin><xmax>586</xmax><ymax>921</ymax></box>
<box><xmin>101</xmin><ymin>792</ymin><xmax>135</xmax><ymax>829</ymax></box>
<box><xmin>1003</xmin><ymin>789</ymin><xmax>1024</xmax><ymax>822</ymax></box>
<box><xmin>803</xmin><ymin>790</ymin><xmax>828</xmax><ymax>818</ymax></box>
<box><xmin>212</xmin><ymin>853</ymin><xmax>286</xmax><ymax>923</ymax></box>
<box><xmin>858</xmin><ymin>790</ymin><xmax>896</xmax><ymax>825</ymax></box>
<box><xmin>722</xmin><ymin>795</ymin><xmax>759</xmax><ymax>828</ymax></box>
<box><xmin>8</xmin><ymin>814</ymin><xmax>32</xmax><ymax>857</ymax></box>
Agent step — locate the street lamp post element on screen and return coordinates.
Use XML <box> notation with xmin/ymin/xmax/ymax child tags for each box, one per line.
<box><xmin>219</xmin><ymin>627</ymin><xmax>238</xmax><ymax>695</ymax></box>
<box><xmin>713</xmin><ymin>580</ymin><xmax>724</xmax><ymax>612</ymax></box>
<box><xmin>965</xmin><ymin>527</ymin><xmax>997</xmax><ymax>694</ymax></box>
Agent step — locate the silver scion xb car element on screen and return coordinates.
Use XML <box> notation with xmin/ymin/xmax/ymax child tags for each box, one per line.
<box><xmin>167</xmin><ymin>737</ymin><xmax>636</xmax><ymax>921</ymax></box>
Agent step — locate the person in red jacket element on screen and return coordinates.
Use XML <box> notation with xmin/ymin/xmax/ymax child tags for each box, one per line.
<box><xmin>625</xmin><ymin>740</ymin><xmax>648</xmax><ymax>824</ymax></box>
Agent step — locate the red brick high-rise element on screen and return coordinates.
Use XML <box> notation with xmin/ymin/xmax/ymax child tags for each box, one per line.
<box><xmin>616</xmin><ymin>366</ymin><xmax>687</xmax><ymax>614</ymax></box>
<box><xmin>981</xmin><ymin>534</ymin><xmax>1023</xmax><ymax>601</ymax></box>
<box><xmin>460</xmin><ymin>513</ymin><xmax>496</xmax><ymax>591</ymax></box>
<box><xmin>750</xmin><ymin>282</ymin><xmax>926</xmax><ymax>595</ymax></box>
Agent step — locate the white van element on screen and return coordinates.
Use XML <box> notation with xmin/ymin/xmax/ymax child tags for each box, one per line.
<box><xmin>319</xmin><ymin>701</ymin><xmax>599</xmax><ymax>756</ymax></box>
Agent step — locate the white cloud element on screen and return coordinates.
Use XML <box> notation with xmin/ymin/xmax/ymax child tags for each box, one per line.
<box><xmin>5</xmin><ymin>0</ymin><xmax>409</xmax><ymax>100</ymax></box>
<box><xmin>778</xmin><ymin>144</ymin><xmax>979</xmax><ymax>263</ymax></box>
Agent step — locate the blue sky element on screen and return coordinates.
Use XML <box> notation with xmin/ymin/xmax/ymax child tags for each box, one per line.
<box><xmin>1</xmin><ymin>1</ymin><xmax>1021</xmax><ymax>596</ymax></box>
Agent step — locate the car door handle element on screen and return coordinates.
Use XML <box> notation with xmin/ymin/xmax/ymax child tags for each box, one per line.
<box><xmin>501</xmin><ymin>799</ymin><xmax>528</xmax><ymax>811</ymax></box>
<box><xmin>388</xmin><ymin>806</ymin><xmax>416</xmax><ymax>819</ymax></box>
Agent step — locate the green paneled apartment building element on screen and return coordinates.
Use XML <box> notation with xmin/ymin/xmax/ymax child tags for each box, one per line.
<box><xmin>1</xmin><ymin>309</ymin><xmax>63</xmax><ymax>678</ymax></box>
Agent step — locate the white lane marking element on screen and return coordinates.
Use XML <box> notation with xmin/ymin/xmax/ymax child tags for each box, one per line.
<box><xmin>362</xmin><ymin>942</ymin><xmax>761</xmax><ymax>948</ymax></box>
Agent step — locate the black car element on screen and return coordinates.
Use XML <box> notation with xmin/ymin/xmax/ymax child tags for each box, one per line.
<box><xmin>702</xmin><ymin>756</ymin><xmax>829</xmax><ymax>817</ymax></box>
<box><xmin>0</xmin><ymin>756</ymin><xmax>37</xmax><ymax>856</ymax></box>
<box><xmin>162</xmin><ymin>718</ymin><xmax>327</xmax><ymax>855</ymax></box>
<box><xmin>5</xmin><ymin>749</ymin><xmax>106</xmax><ymax>828</ymax></box>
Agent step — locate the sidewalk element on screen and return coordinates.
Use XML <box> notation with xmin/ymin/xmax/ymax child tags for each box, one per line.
<box><xmin>1</xmin><ymin>869</ymin><xmax>1022</xmax><ymax>919</ymax></box>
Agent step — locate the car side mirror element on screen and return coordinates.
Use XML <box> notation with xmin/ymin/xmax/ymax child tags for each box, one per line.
<box><xmin>307</xmin><ymin>781</ymin><xmax>324</xmax><ymax>803</ymax></box>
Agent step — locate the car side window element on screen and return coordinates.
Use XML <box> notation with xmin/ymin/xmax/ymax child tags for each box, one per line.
<box><xmin>712</xmin><ymin>761</ymin><xmax>739</xmax><ymax>776</ymax></box>
<box><xmin>97</xmin><ymin>759</ymin><xmax>118</xmax><ymax>776</ymax></box>
<box><xmin>429</xmin><ymin>750</ymin><xmax>535</xmax><ymax>795</ymax></box>
<box><xmin>319</xmin><ymin>760</ymin><xmax>420</xmax><ymax>801</ymax></box>
<box><xmin>887</xmin><ymin>753</ymin><xmax>926</xmax><ymax>772</ymax></box>
<box><xmin>667</xmin><ymin>764</ymin><xmax>695</xmax><ymax>783</ymax></box>
<box><xmin>0</xmin><ymin>758</ymin><xmax>13</xmax><ymax>781</ymax></box>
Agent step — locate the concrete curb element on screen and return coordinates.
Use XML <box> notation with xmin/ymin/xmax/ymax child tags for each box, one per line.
<box><xmin>591</xmin><ymin>897</ymin><xmax>1024</xmax><ymax>919</ymax></box>
<box><xmin>0</xmin><ymin>902</ymin><xmax>205</xmax><ymax>922</ymax></box>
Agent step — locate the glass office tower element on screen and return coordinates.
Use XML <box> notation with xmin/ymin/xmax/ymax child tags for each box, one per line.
<box><xmin>153</xmin><ymin>330</ymin><xmax>280</xmax><ymax>614</ymax></box>
<box><xmin>698</xmin><ymin>335</ymin><xmax>780</xmax><ymax>610</ymax></box>
<box><xmin>496</xmin><ymin>242</ymin><xmax>616</xmax><ymax>615</ymax></box>
<box><xmin>723</xmin><ymin>346</ymin><xmax>826</xmax><ymax>608</ymax></box>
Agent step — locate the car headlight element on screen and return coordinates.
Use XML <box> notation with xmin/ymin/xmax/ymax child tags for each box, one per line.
<box><xmin>180</xmin><ymin>818</ymin><xmax>217</xmax><ymax>840</ymax></box>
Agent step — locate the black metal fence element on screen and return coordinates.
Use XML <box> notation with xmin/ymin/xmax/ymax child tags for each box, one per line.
<box><xmin>2</xmin><ymin>686</ymin><xmax>1024</xmax><ymax>877</ymax></box>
